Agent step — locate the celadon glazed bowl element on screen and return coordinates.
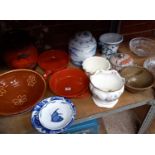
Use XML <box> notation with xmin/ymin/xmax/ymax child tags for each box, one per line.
<box><xmin>90</xmin><ymin>70</ymin><xmax>125</xmax><ymax>108</ymax></box>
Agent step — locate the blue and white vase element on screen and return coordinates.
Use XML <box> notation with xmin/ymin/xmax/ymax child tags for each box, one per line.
<box><xmin>69</xmin><ymin>31</ymin><xmax>97</xmax><ymax>66</ymax></box>
<box><xmin>99</xmin><ymin>33</ymin><xmax>123</xmax><ymax>59</ymax></box>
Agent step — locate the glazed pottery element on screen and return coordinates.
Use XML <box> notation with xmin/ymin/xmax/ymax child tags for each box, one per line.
<box><xmin>69</xmin><ymin>31</ymin><xmax>97</xmax><ymax>66</ymax></box>
<box><xmin>31</xmin><ymin>96</ymin><xmax>76</xmax><ymax>134</ymax></box>
<box><xmin>0</xmin><ymin>69</ymin><xmax>46</xmax><ymax>116</ymax></box>
<box><xmin>120</xmin><ymin>66</ymin><xmax>154</xmax><ymax>93</ymax></box>
<box><xmin>4</xmin><ymin>45</ymin><xmax>38</xmax><ymax>69</ymax></box>
<box><xmin>110</xmin><ymin>53</ymin><xmax>134</xmax><ymax>70</ymax></box>
<box><xmin>49</xmin><ymin>68</ymin><xmax>89</xmax><ymax>98</ymax></box>
<box><xmin>99</xmin><ymin>33</ymin><xmax>123</xmax><ymax>58</ymax></box>
<box><xmin>90</xmin><ymin>70</ymin><xmax>125</xmax><ymax>108</ymax></box>
<box><xmin>129</xmin><ymin>37</ymin><xmax>155</xmax><ymax>57</ymax></box>
<box><xmin>144</xmin><ymin>57</ymin><xmax>155</xmax><ymax>77</ymax></box>
<box><xmin>38</xmin><ymin>50</ymin><xmax>69</xmax><ymax>78</ymax></box>
<box><xmin>92</xmin><ymin>95</ymin><xmax>119</xmax><ymax>108</ymax></box>
<box><xmin>82</xmin><ymin>56</ymin><xmax>111</xmax><ymax>75</ymax></box>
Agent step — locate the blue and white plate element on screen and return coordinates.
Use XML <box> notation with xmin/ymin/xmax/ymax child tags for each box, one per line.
<box><xmin>31</xmin><ymin>96</ymin><xmax>76</xmax><ymax>134</ymax></box>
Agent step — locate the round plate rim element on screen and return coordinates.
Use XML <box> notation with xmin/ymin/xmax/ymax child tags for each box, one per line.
<box><xmin>31</xmin><ymin>96</ymin><xmax>76</xmax><ymax>134</ymax></box>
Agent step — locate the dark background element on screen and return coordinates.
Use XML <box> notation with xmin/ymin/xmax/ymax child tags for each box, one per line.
<box><xmin>0</xmin><ymin>20</ymin><xmax>155</xmax><ymax>51</ymax></box>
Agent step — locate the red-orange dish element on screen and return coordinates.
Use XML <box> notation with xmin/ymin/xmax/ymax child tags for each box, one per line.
<box><xmin>38</xmin><ymin>50</ymin><xmax>69</xmax><ymax>78</ymax></box>
<box><xmin>0</xmin><ymin>69</ymin><xmax>46</xmax><ymax>116</ymax></box>
<box><xmin>49</xmin><ymin>68</ymin><xmax>89</xmax><ymax>98</ymax></box>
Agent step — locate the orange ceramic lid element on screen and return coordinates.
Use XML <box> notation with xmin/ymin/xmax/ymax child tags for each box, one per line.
<box><xmin>38</xmin><ymin>50</ymin><xmax>69</xmax><ymax>73</ymax></box>
<box><xmin>0</xmin><ymin>69</ymin><xmax>46</xmax><ymax>116</ymax></box>
<box><xmin>49</xmin><ymin>68</ymin><xmax>89</xmax><ymax>98</ymax></box>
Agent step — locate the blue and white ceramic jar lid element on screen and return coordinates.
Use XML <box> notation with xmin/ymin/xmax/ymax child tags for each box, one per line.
<box><xmin>69</xmin><ymin>31</ymin><xmax>96</xmax><ymax>49</ymax></box>
<box><xmin>31</xmin><ymin>96</ymin><xmax>76</xmax><ymax>134</ymax></box>
<box><xmin>99</xmin><ymin>33</ymin><xmax>123</xmax><ymax>45</ymax></box>
<box><xmin>75</xmin><ymin>31</ymin><xmax>92</xmax><ymax>42</ymax></box>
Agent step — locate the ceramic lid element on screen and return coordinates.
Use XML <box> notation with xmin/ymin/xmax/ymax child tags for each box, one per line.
<box><xmin>99</xmin><ymin>33</ymin><xmax>123</xmax><ymax>45</ymax></box>
<box><xmin>31</xmin><ymin>96</ymin><xmax>76</xmax><ymax>134</ymax></box>
<box><xmin>69</xmin><ymin>31</ymin><xmax>96</xmax><ymax>49</ymax></box>
<box><xmin>38</xmin><ymin>50</ymin><xmax>69</xmax><ymax>73</ymax></box>
<box><xmin>75</xmin><ymin>31</ymin><xmax>92</xmax><ymax>42</ymax></box>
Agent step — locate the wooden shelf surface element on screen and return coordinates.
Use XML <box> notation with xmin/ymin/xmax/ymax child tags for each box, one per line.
<box><xmin>0</xmin><ymin>43</ymin><xmax>154</xmax><ymax>133</ymax></box>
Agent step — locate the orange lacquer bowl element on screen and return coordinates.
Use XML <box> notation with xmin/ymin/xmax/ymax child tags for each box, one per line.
<box><xmin>49</xmin><ymin>68</ymin><xmax>89</xmax><ymax>98</ymax></box>
<box><xmin>0</xmin><ymin>69</ymin><xmax>46</xmax><ymax>116</ymax></box>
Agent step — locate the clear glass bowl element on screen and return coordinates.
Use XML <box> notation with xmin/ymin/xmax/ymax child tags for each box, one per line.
<box><xmin>129</xmin><ymin>37</ymin><xmax>155</xmax><ymax>57</ymax></box>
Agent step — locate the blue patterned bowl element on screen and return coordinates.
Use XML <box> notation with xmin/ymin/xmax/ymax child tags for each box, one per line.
<box><xmin>31</xmin><ymin>96</ymin><xmax>76</xmax><ymax>134</ymax></box>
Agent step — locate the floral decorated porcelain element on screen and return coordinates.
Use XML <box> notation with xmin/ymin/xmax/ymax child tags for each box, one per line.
<box><xmin>31</xmin><ymin>96</ymin><xmax>76</xmax><ymax>134</ymax></box>
<box><xmin>69</xmin><ymin>31</ymin><xmax>97</xmax><ymax>66</ymax></box>
<box><xmin>99</xmin><ymin>33</ymin><xmax>123</xmax><ymax>58</ymax></box>
<box><xmin>110</xmin><ymin>53</ymin><xmax>134</xmax><ymax>70</ymax></box>
<box><xmin>0</xmin><ymin>69</ymin><xmax>46</xmax><ymax>116</ymax></box>
<box><xmin>82</xmin><ymin>56</ymin><xmax>111</xmax><ymax>75</ymax></box>
<box><xmin>90</xmin><ymin>70</ymin><xmax>125</xmax><ymax>108</ymax></box>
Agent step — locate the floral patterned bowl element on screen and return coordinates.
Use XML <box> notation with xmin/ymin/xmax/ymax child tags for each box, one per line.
<box><xmin>0</xmin><ymin>69</ymin><xmax>46</xmax><ymax>116</ymax></box>
<box><xmin>31</xmin><ymin>96</ymin><xmax>76</xmax><ymax>134</ymax></box>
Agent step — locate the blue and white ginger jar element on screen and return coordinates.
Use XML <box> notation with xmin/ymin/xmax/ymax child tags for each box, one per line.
<box><xmin>69</xmin><ymin>31</ymin><xmax>97</xmax><ymax>66</ymax></box>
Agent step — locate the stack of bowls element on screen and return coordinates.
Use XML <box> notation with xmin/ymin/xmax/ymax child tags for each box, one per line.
<box><xmin>89</xmin><ymin>70</ymin><xmax>125</xmax><ymax>108</ymax></box>
<box><xmin>69</xmin><ymin>31</ymin><xmax>97</xmax><ymax>66</ymax></box>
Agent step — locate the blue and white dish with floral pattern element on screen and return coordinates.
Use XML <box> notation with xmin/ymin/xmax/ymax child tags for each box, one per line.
<box><xmin>31</xmin><ymin>96</ymin><xmax>76</xmax><ymax>134</ymax></box>
<box><xmin>69</xmin><ymin>31</ymin><xmax>97</xmax><ymax>66</ymax></box>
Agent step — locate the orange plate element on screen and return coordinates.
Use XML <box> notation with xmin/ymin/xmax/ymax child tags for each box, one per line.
<box><xmin>38</xmin><ymin>50</ymin><xmax>69</xmax><ymax>73</ymax></box>
<box><xmin>0</xmin><ymin>69</ymin><xmax>46</xmax><ymax>116</ymax></box>
<box><xmin>49</xmin><ymin>68</ymin><xmax>89</xmax><ymax>98</ymax></box>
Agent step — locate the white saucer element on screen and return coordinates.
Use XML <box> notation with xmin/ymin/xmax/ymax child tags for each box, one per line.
<box><xmin>92</xmin><ymin>96</ymin><xmax>118</xmax><ymax>108</ymax></box>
